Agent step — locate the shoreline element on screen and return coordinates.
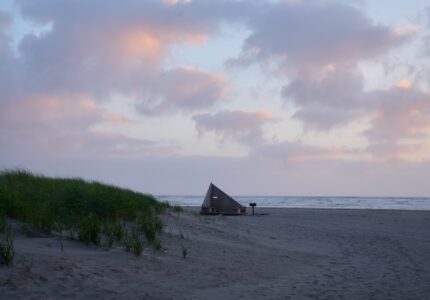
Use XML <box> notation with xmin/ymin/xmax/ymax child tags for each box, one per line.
<box><xmin>158</xmin><ymin>195</ymin><xmax>430</xmax><ymax>199</ymax></box>
<box><xmin>180</xmin><ymin>205</ymin><xmax>430</xmax><ymax>212</ymax></box>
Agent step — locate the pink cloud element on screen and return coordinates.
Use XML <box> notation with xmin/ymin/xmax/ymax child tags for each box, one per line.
<box><xmin>249</xmin><ymin>140</ymin><xmax>358</xmax><ymax>165</ymax></box>
<box><xmin>1</xmin><ymin>0</ymin><xmax>240</xmax><ymax>162</ymax></box>
<box><xmin>367</xmin><ymin>142</ymin><xmax>430</xmax><ymax>162</ymax></box>
<box><xmin>0</xmin><ymin>96</ymin><xmax>105</xmax><ymax>130</ymax></box>
<box><xmin>394</xmin><ymin>79</ymin><xmax>413</xmax><ymax>89</ymax></box>
<box><xmin>9</xmin><ymin>0</ymin><xmax>235</xmax><ymax>111</ymax></box>
<box><xmin>360</xmin><ymin>86</ymin><xmax>430</xmax><ymax>161</ymax></box>
<box><xmin>393</xmin><ymin>24</ymin><xmax>420</xmax><ymax>37</ymax></box>
<box><xmin>365</xmin><ymin>87</ymin><xmax>430</xmax><ymax>142</ymax></box>
<box><xmin>0</xmin><ymin>95</ymin><xmax>176</xmax><ymax>156</ymax></box>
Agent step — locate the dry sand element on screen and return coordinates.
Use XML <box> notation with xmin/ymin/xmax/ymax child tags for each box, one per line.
<box><xmin>1</xmin><ymin>207</ymin><xmax>430</xmax><ymax>299</ymax></box>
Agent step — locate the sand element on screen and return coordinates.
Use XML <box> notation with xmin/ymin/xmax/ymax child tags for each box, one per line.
<box><xmin>1</xmin><ymin>207</ymin><xmax>430</xmax><ymax>299</ymax></box>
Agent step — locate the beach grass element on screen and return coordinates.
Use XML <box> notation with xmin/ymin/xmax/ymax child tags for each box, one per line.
<box><xmin>181</xmin><ymin>246</ymin><xmax>187</xmax><ymax>259</ymax></box>
<box><xmin>0</xmin><ymin>225</ymin><xmax>14</xmax><ymax>266</ymax></box>
<box><xmin>0</xmin><ymin>169</ymin><xmax>168</xmax><ymax>253</ymax></box>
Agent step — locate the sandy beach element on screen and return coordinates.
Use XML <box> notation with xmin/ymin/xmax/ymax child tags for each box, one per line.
<box><xmin>1</xmin><ymin>207</ymin><xmax>430</xmax><ymax>299</ymax></box>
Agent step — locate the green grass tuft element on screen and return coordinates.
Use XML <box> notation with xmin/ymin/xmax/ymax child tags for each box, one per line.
<box><xmin>138</xmin><ymin>211</ymin><xmax>164</xmax><ymax>251</ymax></box>
<box><xmin>130</xmin><ymin>227</ymin><xmax>144</xmax><ymax>256</ymax></box>
<box><xmin>77</xmin><ymin>214</ymin><xmax>102</xmax><ymax>245</ymax></box>
<box><xmin>0</xmin><ymin>215</ymin><xmax>6</xmax><ymax>234</ymax></box>
<box><xmin>172</xmin><ymin>205</ymin><xmax>183</xmax><ymax>213</ymax></box>
<box><xmin>103</xmin><ymin>220</ymin><xmax>123</xmax><ymax>248</ymax></box>
<box><xmin>0</xmin><ymin>225</ymin><xmax>14</xmax><ymax>266</ymax></box>
<box><xmin>181</xmin><ymin>246</ymin><xmax>187</xmax><ymax>259</ymax></box>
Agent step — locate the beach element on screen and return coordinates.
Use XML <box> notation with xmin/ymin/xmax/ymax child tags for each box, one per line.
<box><xmin>1</xmin><ymin>208</ymin><xmax>430</xmax><ymax>299</ymax></box>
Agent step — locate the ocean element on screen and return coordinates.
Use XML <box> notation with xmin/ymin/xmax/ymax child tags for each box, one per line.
<box><xmin>157</xmin><ymin>195</ymin><xmax>430</xmax><ymax>210</ymax></box>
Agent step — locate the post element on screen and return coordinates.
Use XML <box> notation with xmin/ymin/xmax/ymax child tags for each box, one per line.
<box><xmin>249</xmin><ymin>203</ymin><xmax>256</xmax><ymax>216</ymax></box>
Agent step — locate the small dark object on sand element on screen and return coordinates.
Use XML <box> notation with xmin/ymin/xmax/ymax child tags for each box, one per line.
<box><xmin>249</xmin><ymin>203</ymin><xmax>257</xmax><ymax>216</ymax></box>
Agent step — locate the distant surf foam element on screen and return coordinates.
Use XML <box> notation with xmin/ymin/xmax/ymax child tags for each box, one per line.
<box><xmin>157</xmin><ymin>196</ymin><xmax>430</xmax><ymax>210</ymax></box>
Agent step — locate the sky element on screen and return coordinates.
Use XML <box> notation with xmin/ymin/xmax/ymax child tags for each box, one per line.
<box><xmin>1</xmin><ymin>0</ymin><xmax>430</xmax><ymax>197</ymax></box>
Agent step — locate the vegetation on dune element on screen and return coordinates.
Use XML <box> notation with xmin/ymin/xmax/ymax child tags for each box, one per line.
<box><xmin>172</xmin><ymin>205</ymin><xmax>183</xmax><ymax>213</ymax></box>
<box><xmin>181</xmin><ymin>245</ymin><xmax>187</xmax><ymax>259</ymax></box>
<box><xmin>0</xmin><ymin>170</ymin><xmax>168</xmax><ymax>260</ymax></box>
<box><xmin>0</xmin><ymin>222</ymin><xmax>14</xmax><ymax>266</ymax></box>
<box><xmin>0</xmin><ymin>215</ymin><xmax>6</xmax><ymax>234</ymax></box>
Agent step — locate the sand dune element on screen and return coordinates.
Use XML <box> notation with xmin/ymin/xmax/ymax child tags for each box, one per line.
<box><xmin>1</xmin><ymin>208</ymin><xmax>430</xmax><ymax>299</ymax></box>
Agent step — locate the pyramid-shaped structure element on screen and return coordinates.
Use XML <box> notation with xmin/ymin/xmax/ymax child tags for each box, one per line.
<box><xmin>200</xmin><ymin>183</ymin><xmax>246</xmax><ymax>215</ymax></box>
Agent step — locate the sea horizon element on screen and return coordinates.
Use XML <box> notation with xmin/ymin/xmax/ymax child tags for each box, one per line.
<box><xmin>158</xmin><ymin>195</ymin><xmax>430</xmax><ymax>210</ymax></box>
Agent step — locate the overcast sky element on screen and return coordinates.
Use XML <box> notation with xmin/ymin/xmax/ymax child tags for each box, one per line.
<box><xmin>1</xmin><ymin>0</ymin><xmax>430</xmax><ymax>196</ymax></box>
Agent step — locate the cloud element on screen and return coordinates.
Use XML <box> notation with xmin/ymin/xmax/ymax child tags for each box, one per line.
<box><xmin>284</xmin><ymin>73</ymin><xmax>430</xmax><ymax>157</ymax></box>
<box><xmin>0</xmin><ymin>10</ymin><xmax>20</xmax><ymax>103</ymax></box>
<box><xmin>424</xmin><ymin>7</ymin><xmax>430</xmax><ymax>54</ymax></box>
<box><xmin>6</xmin><ymin>0</ymin><xmax>415</xmax><ymax>126</ymax></box>
<box><xmin>0</xmin><ymin>95</ymin><xmax>177</xmax><ymax>156</ymax></box>
<box><xmin>137</xmin><ymin>67</ymin><xmax>227</xmax><ymax>114</ymax></box>
<box><xmin>5</xmin><ymin>0</ymin><xmax>237</xmax><ymax>109</ymax></box>
<box><xmin>394</xmin><ymin>79</ymin><xmax>413</xmax><ymax>89</ymax></box>
<box><xmin>0</xmin><ymin>10</ymin><xmax>11</xmax><ymax>46</ymax></box>
<box><xmin>193</xmin><ymin>109</ymin><xmax>278</xmax><ymax>145</ymax></box>
<box><xmin>366</xmin><ymin>142</ymin><xmax>430</xmax><ymax>162</ymax></box>
<box><xmin>283</xmin><ymin>67</ymin><xmax>364</xmax><ymax>109</ymax></box>
<box><xmin>283</xmin><ymin>66</ymin><xmax>365</xmax><ymax>129</ymax></box>
<box><xmin>292</xmin><ymin>106</ymin><xmax>359</xmax><ymax>131</ymax></box>
<box><xmin>0</xmin><ymin>0</ymin><xmax>236</xmax><ymax>159</ymax></box>
<box><xmin>228</xmin><ymin>0</ymin><xmax>416</xmax><ymax>132</ymax></box>
<box><xmin>360</xmin><ymin>85</ymin><xmax>430</xmax><ymax>161</ymax></box>
<box><xmin>249</xmin><ymin>140</ymin><xmax>342</xmax><ymax>163</ymax></box>
<box><xmin>365</xmin><ymin>85</ymin><xmax>430</xmax><ymax>142</ymax></box>
<box><xmin>235</xmin><ymin>0</ymin><xmax>408</xmax><ymax>71</ymax></box>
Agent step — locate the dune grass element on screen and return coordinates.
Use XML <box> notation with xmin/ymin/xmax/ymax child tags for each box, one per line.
<box><xmin>0</xmin><ymin>170</ymin><xmax>168</xmax><ymax>256</ymax></box>
<box><xmin>0</xmin><ymin>225</ymin><xmax>14</xmax><ymax>266</ymax></box>
<box><xmin>181</xmin><ymin>246</ymin><xmax>187</xmax><ymax>259</ymax></box>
